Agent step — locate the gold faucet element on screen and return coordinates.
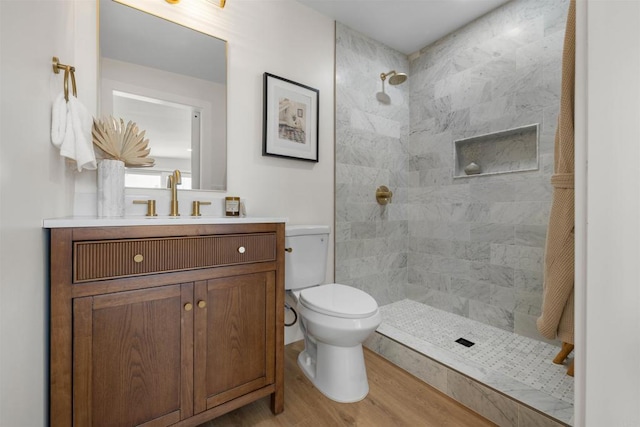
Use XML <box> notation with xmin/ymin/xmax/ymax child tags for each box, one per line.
<box><xmin>168</xmin><ymin>170</ymin><xmax>182</xmax><ymax>216</ymax></box>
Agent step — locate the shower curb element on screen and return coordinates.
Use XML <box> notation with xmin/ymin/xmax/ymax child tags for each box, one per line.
<box><xmin>365</xmin><ymin>331</ymin><xmax>572</xmax><ymax>427</ymax></box>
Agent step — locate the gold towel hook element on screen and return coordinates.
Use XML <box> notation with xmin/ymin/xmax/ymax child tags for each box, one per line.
<box><xmin>52</xmin><ymin>56</ymin><xmax>77</xmax><ymax>101</ymax></box>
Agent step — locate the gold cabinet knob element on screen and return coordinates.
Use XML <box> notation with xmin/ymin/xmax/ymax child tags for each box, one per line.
<box><xmin>184</xmin><ymin>303</ymin><xmax>193</xmax><ymax>312</ymax></box>
<box><xmin>133</xmin><ymin>254</ymin><xmax>144</xmax><ymax>263</ymax></box>
<box><xmin>197</xmin><ymin>300</ymin><xmax>206</xmax><ymax>309</ymax></box>
<box><xmin>238</xmin><ymin>246</ymin><xmax>246</xmax><ymax>254</ymax></box>
<box><xmin>285</xmin><ymin>247</ymin><xmax>293</xmax><ymax>253</ymax></box>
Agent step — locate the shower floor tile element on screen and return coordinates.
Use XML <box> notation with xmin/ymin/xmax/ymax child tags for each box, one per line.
<box><xmin>378</xmin><ymin>299</ymin><xmax>574</xmax><ymax>425</ymax></box>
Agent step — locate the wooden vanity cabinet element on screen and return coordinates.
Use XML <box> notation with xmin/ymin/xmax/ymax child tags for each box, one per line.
<box><xmin>49</xmin><ymin>223</ymin><xmax>285</xmax><ymax>427</ymax></box>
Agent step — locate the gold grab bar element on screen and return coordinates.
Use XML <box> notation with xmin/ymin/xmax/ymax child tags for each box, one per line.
<box><xmin>52</xmin><ymin>56</ymin><xmax>77</xmax><ymax>101</ymax></box>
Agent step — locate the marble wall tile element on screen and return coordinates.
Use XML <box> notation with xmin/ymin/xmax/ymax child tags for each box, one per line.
<box><xmin>419</xmin><ymin>168</ymin><xmax>453</xmax><ymax>187</ymax></box>
<box><xmin>515</xmin><ymin>224</ymin><xmax>548</xmax><ymax>248</ymax></box>
<box><xmin>515</xmin><ymin>289</ymin><xmax>543</xmax><ymax>317</ymax></box>
<box><xmin>335</xmin><ymin>240</ymin><xmax>365</xmax><ymax>261</ymax></box>
<box><xmin>451</xmin><ymin>203</ymin><xmax>491</xmax><ymax>223</ymax></box>
<box><xmin>452</xmin><ymin>241</ymin><xmax>491</xmax><ymax>262</ymax></box>
<box><xmin>364</xmin><ymin>238</ymin><xmax>406</xmax><ymax>257</ymax></box>
<box><xmin>490</xmin><ymin>201</ymin><xmax>551</xmax><ymax>225</ymax></box>
<box><xmin>470</xmin><ymin>180</ymin><xmax>516</xmax><ymax>203</ymax></box>
<box><xmin>515</xmin><ymin>268</ymin><xmax>543</xmax><ymax>293</ymax></box>
<box><xmin>377</xmin><ymin>252</ymin><xmax>408</xmax><ymax>271</ymax></box>
<box><xmin>409</xmin><ymin>237</ymin><xmax>453</xmax><ymax>257</ymax></box>
<box><xmin>334</xmin><ymin>221</ymin><xmax>351</xmax><ymax>243</ymax></box>
<box><xmin>513</xmin><ymin>179</ymin><xmax>552</xmax><ymax>202</ymax></box>
<box><xmin>471</xmin><ymin>223</ymin><xmax>516</xmax><ymax>244</ymax></box>
<box><xmin>469</xmin><ymin>262</ymin><xmax>516</xmax><ymax>288</ymax></box>
<box><xmin>410</xmin><ymin>184</ymin><xmax>471</xmax><ymax>204</ymax></box>
<box><xmin>336</xmin><ymin>0</ymin><xmax>566</xmax><ymax>345</ymax></box>
<box><xmin>350</xmin><ymin>109</ymin><xmax>402</xmax><ymax>139</ymax></box>
<box><xmin>403</xmin><ymin>281</ymin><xmax>431</xmax><ymax>301</ymax></box>
<box><xmin>350</xmin><ymin>221</ymin><xmax>377</xmax><ymax>240</ymax></box>
<box><xmin>408</xmin><ymin>152</ymin><xmax>445</xmax><ymax>171</ymax></box>
<box><xmin>469</xmin><ymin>300</ymin><xmax>515</xmax><ymax>331</ymax></box>
<box><xmin>491</xmin><ymin>285</ymin><xmax>517</xmax><ymax>311</ymax></box>
<box><xmin>408</xmin><ymin>203</ymin><xmax>452</xmax><ymax>222</ymax></box>
<box><xmin>491</xmin><ymin>244</ymin><xmax>521</xmax><ymax>269</ymax></box>
<box><xmin>349</xmin><ymin>256</ymin><xmax>381</xmax><ymax>278</ymax></box>
<box><xmin>410</xmin><ymin>271</ymin><xmax>451</xmax><ymax>292</ymax></box>
<box><xmin>450</xmin><ymin>277</ymin><xmax>492</xmax><ymax>304</ymax></box>
<box><xmin>541</xmin><ymin>153</ymin><xmax>554</xmax><ymax>176</ymax></box>
<box><xmin>335</xmin><ymin>21</ymin><xmax>410</xmax><ymax>313</ymax></box>
<box><xmin>518</xmin><ymin>246</ymin><xmax>544</xmax><ymax>272</ymax></box>
<box><xmin>409</xmin><ymin>129</ymin><xmax>453</xmax><ymax>156</ymax></box>
<box><xmin>423</xmin><ymin>289</ymin><xmax>470</xmax><ymax>317</ymax></box>
<box><xmin>470</xmin><ymin>95</ymin><xmax>516</xmax><ymax>125</ymax></box>
<box><xmin>541</xmin><ymin>105</ymin><xmax>559</xmax><ymax>138</ymax></box>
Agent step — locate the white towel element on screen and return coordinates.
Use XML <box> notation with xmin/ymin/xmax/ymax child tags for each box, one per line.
<box><xmin>51</xmin><ymin>92</ymin><xmax>67</xmax><ymax>147</ymax></box>
<box><xmin>68</xmin><ymin>95</ymin><xmax>96</xmax><ymax>171</ymax></box>
<box><xmin>50</xmin><ymin>92</ymin><xmax>97</xmax><ymax>171</ymax></box>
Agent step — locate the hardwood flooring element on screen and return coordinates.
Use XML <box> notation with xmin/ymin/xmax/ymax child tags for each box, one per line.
<box><xmin>202</xmin><ymin>341</ymin><xmax>495</xmax><ymax>427</ymax></box>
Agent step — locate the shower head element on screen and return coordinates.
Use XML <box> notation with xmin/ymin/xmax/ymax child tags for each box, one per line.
<box><xmin>380</xmin><ymin>70</ymin><xmax>407</xmax><ymax>85</ymax></box>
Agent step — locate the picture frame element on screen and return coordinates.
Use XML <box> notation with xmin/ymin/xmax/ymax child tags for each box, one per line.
<box><xmin>263</xmin><ymin>73</ymin><xmax>319</xmax><ymax>162</ymax></box>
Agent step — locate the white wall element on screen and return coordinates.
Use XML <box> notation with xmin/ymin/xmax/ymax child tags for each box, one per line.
<box><xmin>0</xmin><ymin>1</ymin><xmax>87</xmax><ymax>425</ymax></box>
<box><xmin>0</xmin><ymin>0</ymin><xmax>334</xmax><ymax>425</ymax></box>
<box><xmin>576</xmin><ymin>1</ymin><xmax>640</xmax><ymax>425</ymax></box>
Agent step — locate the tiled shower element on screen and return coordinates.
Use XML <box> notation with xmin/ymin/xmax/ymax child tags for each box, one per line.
<box><xmin>336</xmin><ymin>0</ymin><xmax>570</xmax><ymax>342</ymax></box>
<box><xmin>336</xmin><ymin>1</ymin><xmax>573</xmax><ymax>424</ymax></box>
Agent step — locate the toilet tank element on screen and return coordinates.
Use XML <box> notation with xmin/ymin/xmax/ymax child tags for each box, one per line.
<box><xmin>285</xmin><ymin>225</ymin><xmax>330</xmax><ymax>290</ymax></box>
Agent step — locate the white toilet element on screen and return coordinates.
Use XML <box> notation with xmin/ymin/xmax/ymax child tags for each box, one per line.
<box><xmin>285</xmin><ymin>225</ymin><xmax>382</xmax><ymax>403</ymax></box>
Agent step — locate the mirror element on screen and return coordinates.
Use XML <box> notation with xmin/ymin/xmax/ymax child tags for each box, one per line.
<box><xmin>99</xmin><ymin>0</ymin><xmax>227</xmax><ymax>190</ymax></box>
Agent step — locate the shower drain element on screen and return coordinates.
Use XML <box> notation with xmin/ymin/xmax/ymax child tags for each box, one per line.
<box><xmin>455</xmin><ymin>337</ymin><xmax>475</xmax><ymax>348</ymax></box>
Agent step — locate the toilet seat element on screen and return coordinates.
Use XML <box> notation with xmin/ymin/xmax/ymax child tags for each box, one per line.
<box><xmin>299</xmin><ymin>283</ymin><xmax>379</xmax><ymax>319</ymax></box>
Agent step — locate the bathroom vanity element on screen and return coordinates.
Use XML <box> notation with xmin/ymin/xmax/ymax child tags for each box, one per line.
<box><xmin>46</xmin><ymin>218</ymin><xmax>285</xmax><ymax>426</ymax></box>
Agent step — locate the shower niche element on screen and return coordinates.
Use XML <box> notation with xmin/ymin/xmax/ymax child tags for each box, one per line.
<box><xmin>453</xmin><ymin>124</ymin><xmax>539</xmax><ymax>178</ymax></box>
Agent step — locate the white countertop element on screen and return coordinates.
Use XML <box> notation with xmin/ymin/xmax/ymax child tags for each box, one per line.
<box><xmin>42</xmin><ymin>216</ymin><xmax>288</xmax><ymax>228</ymax></box>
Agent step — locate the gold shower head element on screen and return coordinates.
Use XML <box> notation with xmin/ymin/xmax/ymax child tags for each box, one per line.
<box><xmin>380</xmin><ymin>70</ymin><xmax>408</xmax><ymax>85</ymax></box>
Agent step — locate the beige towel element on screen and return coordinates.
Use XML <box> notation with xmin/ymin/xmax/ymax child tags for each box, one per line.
<box><xmin>537</xmin><ymin>0</ymin><xmax>575</xmax><ymax>344</ymax></box>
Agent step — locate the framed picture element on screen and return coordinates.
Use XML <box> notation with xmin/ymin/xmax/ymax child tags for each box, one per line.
<box><xmin>263</xmin><ymin>73</ymin><xmax>319</xmax><ymax>162</ymax></box>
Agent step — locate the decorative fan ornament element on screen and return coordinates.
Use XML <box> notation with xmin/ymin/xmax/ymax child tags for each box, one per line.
<box><xmin>92</xmin><ymin>116</ymin><xmax>155</xmax><ymax>167</ymax></box>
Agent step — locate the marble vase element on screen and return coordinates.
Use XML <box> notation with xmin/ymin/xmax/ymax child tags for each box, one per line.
<box><xmin>97</xmin><ymin>159</ymin><xmax>125</xmax><ymax>217</ymax></box>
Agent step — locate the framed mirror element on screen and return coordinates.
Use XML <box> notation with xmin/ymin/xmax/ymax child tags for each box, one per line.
<box><xmin>99</xmin><ymin>0</ymin><xmax>227</xmax><ymax>191</ymax></box>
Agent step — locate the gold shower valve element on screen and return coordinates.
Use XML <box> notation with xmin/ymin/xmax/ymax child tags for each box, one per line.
<box><xmin>376</xmin><ymin>186</ymin><xmax>393</xmax><ymax>205</ymax></box>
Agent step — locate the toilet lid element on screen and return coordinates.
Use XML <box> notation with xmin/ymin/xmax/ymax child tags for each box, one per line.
<box><xmin>299</xmin><ymin>283</ymin><xmax>379</xmax><ymax>319</ymax></box>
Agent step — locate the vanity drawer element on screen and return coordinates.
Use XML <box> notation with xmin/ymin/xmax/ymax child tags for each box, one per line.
<box><xmin>73</xmin><ymin>233</ymin><xmax>276</xmax><ymax>283</ymax></box>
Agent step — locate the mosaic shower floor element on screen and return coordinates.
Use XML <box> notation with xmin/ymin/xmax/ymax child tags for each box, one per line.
<box><xmin>378</xmin><ymin>299</ymin><xmax>574</xmax><ymax>425</ymax></box>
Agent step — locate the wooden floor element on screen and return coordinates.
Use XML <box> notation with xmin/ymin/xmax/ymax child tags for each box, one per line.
<box><xmin>202</xmin><ymin>341</ymin><xmax>495</xmax><ymax>427</ymax></box>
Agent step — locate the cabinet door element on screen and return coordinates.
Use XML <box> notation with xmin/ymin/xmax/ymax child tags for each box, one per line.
<box><xmin>194</xmin><ymin>271</ymin><xmax>275</xmax><ymax>413</ymax></box>
<box><xmin>73</xmin><ymin>284</ymin><xmax>194</xmax><ymax>427</ymax></box>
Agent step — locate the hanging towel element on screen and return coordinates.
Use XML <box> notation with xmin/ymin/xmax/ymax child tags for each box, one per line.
<box><xmin>68</xmin><ymin>95</ymin><xmax>96</xmax><ymax>171</ymax></box>
<box><xmin>537</xmin><ymin>0</ymin><xmax>575</xmax><ymax>344</ymax></box>
<box><xmin>51</xmin><ymin>92</ymin><xmax>67</xmax><ymax>147</ymax></box>
<box><xmin>50</xmin><ymin>92</ymin><xmax>97</xmax><ymax>171</ymax></box>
